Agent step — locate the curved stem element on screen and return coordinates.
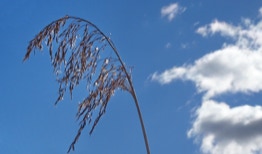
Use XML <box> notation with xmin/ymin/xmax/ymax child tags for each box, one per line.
<box><xmin>67</xmin><ymin>15</ymin><xmax>150</xmax><ymax>154</ymax></box>
<box><xmin>106</xmin><ymin>35</ymin><xmax>151</xmax><ymax>154</ymax></box>
<box><xmin>107</xmin><ymin>36</ymin><xmax>151</xmax><ymax>154</ymax></box>
<box><xmin>129</xmin><ymin>87</ymin><xmax>151</xmax><ymax>154</ymax></box>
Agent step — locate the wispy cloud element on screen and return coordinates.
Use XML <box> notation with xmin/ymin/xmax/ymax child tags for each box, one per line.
<box><xmin>259</xmin><ymin>8</ymin><xmax>262</xmax><ymax>17</ymax></box>
<box><xmin>188</xmin><ymin>100</ymin><xmax>262</xmax><ymax>154</ymax></box>
<box><xmin>180</xmin><ymin>43</ymin><xmax>189</xmax><ymax>49</ymax></box>
<box><xmin>196</xmin><ymin>19</ymin><xmax>240</xmax><ymax>37</ymax></box>
<box><xmin>165</xmin><ymin>42</ymin><xmax>172</xmax><ymax>49</ymax></box>
<box><xmin>161</xmin><ymin>3</ymin><xmax>186</xmax><ymax>21</ymax></box>
<box><xmin>152</xmin><ymin>7</ymin><xmax>262</xmax><ymax>154</ymax></box>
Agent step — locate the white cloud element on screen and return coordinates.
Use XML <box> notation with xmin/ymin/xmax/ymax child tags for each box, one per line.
<box><xmin>152</xmin><ymin>14</ymin><xmax>262</xmax><ymax>99</ymax></box>
<box><xmin>196</xmin><ymin>19</ymin><xmax>262</xmax><ymax>49</ymax></box>
<box><xmin>152</xmin><ymin>66</ymin><xmax>187</xmax><ymax>84</ymax></box>
<box><xmin>196</xmin><ymin>19</ymin><xmax>240</xmax><ymax>38</ymax></box>
<box><xmin>188</xmin><ymin>100</ymin><xmax>262</xmax><ymax>154</ymax></box>
<box><xmin>161</xmin><ymin>3</ymin><xmax>186</xmax><ymax>21</ymax></box>
<box><xmin>152</xmin><ymin>46</ymin><xmax>262</xmax><ymax>99</ymax></box>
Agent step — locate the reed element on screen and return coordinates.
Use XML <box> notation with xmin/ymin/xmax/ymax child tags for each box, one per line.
<box><xmin>24</xmin><ymin>15</ymin><xmax>150</xmax><ymax>154</ymax></box>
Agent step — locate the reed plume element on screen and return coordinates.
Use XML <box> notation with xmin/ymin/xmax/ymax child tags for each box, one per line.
<box><xmin>24</xmin><ymin>15</ymin><xmax>150</xmax><ymax>154</ymax></box>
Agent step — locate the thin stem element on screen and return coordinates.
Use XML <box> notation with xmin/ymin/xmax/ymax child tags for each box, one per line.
<box><xmin>67</xmin><ymin>16</ymin><xmax>151</xmax><ymax>154</ymax></box>
<box><xmin>107</xmin><ymin>35</ymin><xmax>151</xmax><ymax>154</ymax></box>
<box><xmin>106</xmin><ymin>34</ymin><xmax>151</xmax><ymax>154</ymax></box>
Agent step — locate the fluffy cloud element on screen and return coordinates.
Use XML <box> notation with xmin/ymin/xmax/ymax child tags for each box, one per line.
<box><xmin>152</xmin><ymin>45</ymin><xmax>262</xmax><ymax>99</ymax></box>
<box><xmin>152</xmin><ymin>14</ymin><xmax>262</xmax><ymax>99</ymax></box>
<box><xmin>161</xmin><ymin>3</ymin><xmax>186</xmax><ymax>21</ymax></box>
<box><xmin>188</xmin><ymin>100</ymin><xmax>262</xmax><ymax>154</ymax></box>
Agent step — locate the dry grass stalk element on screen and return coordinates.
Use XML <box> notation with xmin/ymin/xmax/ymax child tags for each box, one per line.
<box><xmin>24</xmin><ymin>15</ymin><xmax>150</xmax><ymax>154</ymax></box>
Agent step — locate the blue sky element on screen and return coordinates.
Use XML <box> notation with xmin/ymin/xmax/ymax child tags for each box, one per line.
<box><xmin>2</xmin><ymin>0</ymin><xmax>262</xmax><ymax>154</ymax></box>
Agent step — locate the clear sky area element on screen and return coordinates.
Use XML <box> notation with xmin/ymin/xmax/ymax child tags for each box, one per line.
<box><xmin>2</xmin><ymin>0</ymin><xmax>262</xmax><ymax>154</ymax></box>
